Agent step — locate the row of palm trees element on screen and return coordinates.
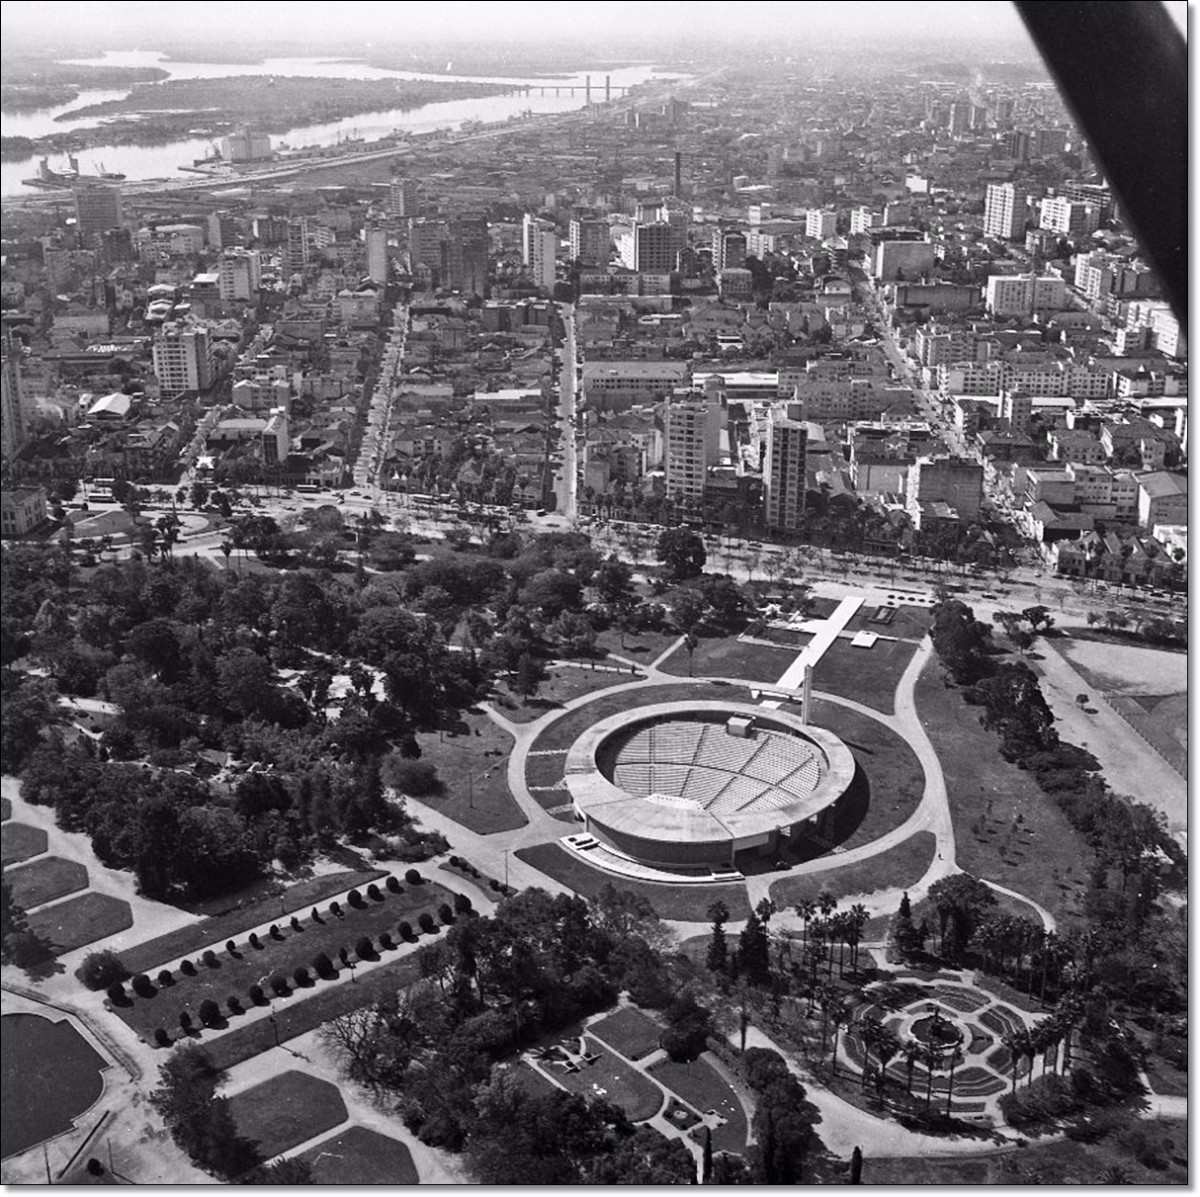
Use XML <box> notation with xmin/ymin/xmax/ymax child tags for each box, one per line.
<box><xmin>1000</xmin><ymin>996</ymin><xmax>1085</xmax><ymax>1093</ymax></box>
<box><xmin>790</xmin><ymin>895</ymin><xmax>872</xmax><ymax>980</ymax></box>
<box><xmin>973</xmin><ymin>917</ymin><xmax>1074</xmax><ymax>1004</ymax></box>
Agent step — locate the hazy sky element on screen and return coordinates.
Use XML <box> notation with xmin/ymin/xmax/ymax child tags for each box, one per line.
<box><xmin>1</xmin><ymin>0</ymin><xmax>1186</xmax><ymax>51</ymax></box>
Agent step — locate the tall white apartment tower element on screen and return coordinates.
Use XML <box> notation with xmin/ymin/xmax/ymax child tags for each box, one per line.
<box><xmin>664</xmin><ymin>390</ymin><xmax>722</xmax><ymax>501</ymax></box>
<box><xmin>365</xmin><ymin>225</ymin><xmax>388</xmax><ymax>285</ymax></box>
<box><xmin>217</xmin><ymin>248</ymin><xmax>262</xmax><ymax>301</ymax></box>
<box><xmin>764</xmin><ymin>405</ymin><xmax>809</xmax><ymax>532</ymax></box>
<box><xmin>984</xmin><ymin>183</ymin><xmax>1026</xmax><ymax>241</ymax></box>
<box><xmin>152</xmin><ymin>322</ymin><xmax>213</xmax><ymax>398</ymax></box>
<box><xmin>1</xmin><ymin>347</ymin><xmax>27</xmax><ymax>466</ymax></box>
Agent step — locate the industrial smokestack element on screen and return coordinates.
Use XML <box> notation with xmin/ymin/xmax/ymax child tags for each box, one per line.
<box><xmin>674</xmin><ymin>151</ymin><xmax>682</xmax><ymax>196</ymax></box>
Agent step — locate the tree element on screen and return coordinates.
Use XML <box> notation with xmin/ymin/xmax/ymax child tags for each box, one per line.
<box><xmin>656</xmin><ymin>528</ymin><xmax>706</xmax><ymax>581</ymax></box>
<box><xmin>928</xmin><ymin>873</ymin><xmax>997</xmax><ymax>960</ymax></box>
<box><xmin>594</xmin><ymin>557</ymin><xmax>634</xmax><ymax>607</ymax></box>
<box><xmin>706</xmin><ymin>900</ymin><xmax>729</xmax><ymax>974</ymax></box>
<box><xmin>78</xmin><ymin>948</ymin><xmax>130</xmax><ymax>990</ymax></box>
<box><xmin>664</xmin><ymin>586</ymin><xmax>705</xmax><ymax>638</ymax></box>
<box><xmin>513</xmin><ymin>653</ymin><xmax>548</xmax><ymax>699</ymax></box>
<box><xmin>519</xmin><ymin>569</ymin><xmax>583</xmax><ymax>619</ymax></box>
<box><xmin>738</xmin><ymin>909</ymin><xmax>772</xmax><ymax>985</ymax></box>
<box><xmin>891</xmin><ymin>891</ymin><xmax>926</xmax><ymax>960</ymax></box>
<box><xmin>1022</xmin><ymin>605</ymin><xmax>1055</xmax><ymax>635</ymax></box>
<box><xmin>149</xmin><ymin>1045</ymin><xmax>260</xmax><ymax>1179</ymax></box>
<box><xmin>1</xmin><ymin>878</ymin><xmax>54</xmax><ymax>973</ymax></box>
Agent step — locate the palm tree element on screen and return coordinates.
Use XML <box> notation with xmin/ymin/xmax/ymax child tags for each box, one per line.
<box><xmin>828</xmin><ymin>999</ymin><xmax>851</xmax><ymax>1078</ymax></box>
<box><xmin>1001</xmin><ymin>1031</ymin><xmax>1024</xmax><ymax>1093</ymax></box>
<box><xmin>794</xmin><ymin>898</ymin><xmax>817</xmax><ymax>956</ymax></box>
<box><xmin>921</xmin><ymin>1042</ymin><xmax>941</xmax><ymax>1109</ymax></box>
<box><xmin>873</xmin><ymin>1025</ymin><xmax>902</xmax><ymax>1098</ymax></box>
<box><xmin>847</xmin><ymin>903</ymin><xmax>869</xmax><ymax>973</ymax></box>
<box><xmin>1036</xmin><ymin>930</ymin><xmax>1064</xmax><ymax>1006</ymax></box>
<box><xmin>1021</xmin><ymin>1030</ymin><xmax>1039</xmax><ymax>1088</ymax></box>
<box><xmin>944</xmin><ymin>1046</ymin><xmax>964</xmax><ymax>1115</ymax></box>
<box><xmin>902</xmin><ymin>1037</ymin><xmax>921</xmax><ymax>1095</ymax></box>
<box><xmin>857</xmin><ymin>1017</ymin><xmax>881</xmax><ymax>1090</ymax></box>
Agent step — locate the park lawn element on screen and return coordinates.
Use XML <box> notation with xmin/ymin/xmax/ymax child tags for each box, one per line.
<box><xmin>111</xmin><ymin>881</ymin><xmax>451</xmax><ymax>1042</ymax></box>
<box><xmin>658</xmin><ymin>635</ymin><xmax>796</xmax><ymax>683</ymax></box>
<box><xmin>844</xmin><ymin>603</ymin><xmax>934</xmax><ymax>641</ymax></box>
<box><xmin>589</xmin><ymin>1006</ymin><xmax>663</xmax><ymax>1061</ymax></box>
<box><xmin>497</xmin><ymin>665</ymin><xmax>645</xmax><ymax>724</ymax></box>
<box><xmin>4</xmin><ymin>856</ymin><xmax>89</xmax><ymax>909</ymax></box>
<box><xmin>228</xmin><ymin>1070</ymin><xmax>347</xmax><ymax>1160</ymax></box>
<box><xmin>546</xmin><ymin>1036</ymin><xmax>663</xmax><ymax>1122</ymax></box>
<box><xmin>1</xmin><ymin>822</ymin><xmax>48</xmax><ymax>865</ymax></box>
<box><xmin>767</xmin><ymin>831</ymin><xmax>937</xmax><ymax>908</ymax></box>
<box><xmin>409</xmin><ymin>708</ymin><xmax>526</xmax><ymax>834</ymax></box>
<box><xmin>810</xmin><ymin>636</ymin><xmax>918</xmax><ymax>714</ymax></box>
<box><xmin>28</xmin><ymin>892</ymin><xmax>132</xmax><ymax>954</ymax></box>
<box><xmin>869</xmin><ymin>1118</ymin><xmax>1187</xmax><ymax>1186</ymax></box>
<box><xmin>513</xmin><ymin>1060</ymin><xmax>565</xmax><ymax>1100</ymax></box>
<box><xmin>914</xmin><ymin>663</ymin><xmax>1093</xmax><ymax>926</ymax></box>
<box><xmin>649</xmin><ymin>1055</ymin><xmax>749</xmax><ymax>1155</ymax></box>
<box><xmin>119</xmin><ymin>869</ymin><xmax>386</xmax><ymax>974</ymax></box>
<box><xmin>800</xmin><ymin>699</ymin><xmax>926</xmax><ymax>853</ymax></box>
<box><xmin>1</xmin><ymin>797</ymin><xmax>11</xmax><ymax>820</ymax></box>
<box><xmin>514</xmin><ymin>842</ymin><xmax>752</xmax><ymax>922</ymax></box>
<box><xmin>202</xmin><ymin>951</ymin><xmax>426</xmax><ymax>1072</ymax></box>
<box><xmin>298</xmin><ymin>1127</ymin><xmax>418</xmax><ymax>1185</ymax></box>
<box><xmin>594</xmin><ymin>626</ymin><xmax>681</xmax><ymax>664</ymax></box>
<box><xmin>527</xmin><ymin>682</ymin><xmax>754</xmax><ymax>758</ymax></box>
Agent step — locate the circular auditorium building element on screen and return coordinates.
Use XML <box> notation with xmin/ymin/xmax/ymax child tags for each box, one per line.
<box><xmin>565</xmin><ymin>700</ymin><xmax>857</xmax><ymax>870</ymax></box>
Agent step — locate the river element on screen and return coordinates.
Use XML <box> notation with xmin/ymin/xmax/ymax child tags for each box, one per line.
<box><xmin>2</xmin><ymin>51</ymin><xmax>677</xmax><ymax>196</ymax></box>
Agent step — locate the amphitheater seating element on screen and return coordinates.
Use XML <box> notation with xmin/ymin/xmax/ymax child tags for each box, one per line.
<box><xmin>611</xmin><ymin>720</ymin><xmax>826</xmax><ymax>814</ymax></box>
<box><xmin>649</xmin><ymin>763</ymin><xmax>691</xmax><ymax>794</ymax></box>
<box><xmin>681</xmin><ymin>768</ymin><xmax>732</xmax><ymax>806</ymax></box>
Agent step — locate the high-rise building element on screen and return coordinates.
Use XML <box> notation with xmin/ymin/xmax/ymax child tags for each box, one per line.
<box><xmin>217</xmin><ymin>248</ymin><xmax>262</xmax><ymax>301</ymax></box>
<box><xmin>1</xmin><ymin>346</ymin><xmax>27</xmax><ymax>466</ymax></box>
<box><xmin>152</xmin><ymin>322</ymin><xmax>213</xmax><ymax>397</ymax></box>
<box><xmin>1038</xmin><ymin>195</ymin><xmax>1100</xmax><ymax>238</ymax></box>
<box><xmin>408</xmin><ymin>218</ymin><xmax>449</xmax><ymax>271</ymax></box>
<box><xmin>905</xmin><ymin>456</ymin><xmax>984</xmax><ymax>527</ymax></box>
<box><xmin>620</xmin><ymin>221</ymin><xmax>677</xmax><ymax>273</ymax></box>
<box><xmin>569</xmin><ymin>217</ymin><xmax>610</xmax><ymax>267</ymax></box>
<box><xmin>522</xmin><ymin>222</ymin><xmax>557</xmax><ymax>292</ymax></box>
<box><xmin>389</xmin><ymin>177</ymin><xmax>421</xmax><ymax>219</ymax></box>
<box><xmin>806</xmin><ymin>209</ymin><xmax>838</xmax><ymax>240</ymax></box>
<box><xmin>849</xmin><ymin>207</ymin><xmax>880</xmax><ymax>234</ymax></box>
<box><xmin>983</xmin><ymin>183</ymin><xmax>1026</xmax><ymax>241</ymax></box>
<box><xmin>99</xmin><ymin>228</ymin><xmax>135</xmax><ymax>265</ymax></box>
<box><xmin>664</xmin><ymin>389</ymin><xmax>722</xmax><ymax>500</ymax></box>
<box><xmin>999</xmin><ymin>389</ymin><xmax>1033</xmax><ymax>434</ymax></box>
<box><xmin>444</xmin><ymin>216</ymin><xmax>488</xmax><ymax>296</ymax></box>
<box><xmin>984</xmin><ymin>273</ymin><xmax>1068</xmax><ymax>316</ymax></box>
<box><xmin>285</xmin><ymin>217</ymin><xmax>310</xmax><ymax>274</ymax></box>
<box><xmin>73</xmin><ymin>184</ymin><xmax>122</xmax><ymax>250</ymax></box>
<box><xmin>711</xmin><ymin>228</ymin><xmax>747</xmax><ymax>271</ymax></box>
<box><xmin>764</xmin><ymin>405</ymin><xmax>809</xmax><ymax>532</ymax></box>
<box><xmin>365</xmin><ymin>225</ymin><xmax>388</xmax><ymax>285</ymax></box>
<box><xmin>206</xmin><ymin>210</ymin><xmax>240</xmax><ymax>248</ymax></box>
<box><xmin>1059</xmin><ymin>180</ymin><xmax>1114</xmax><ymax>222</ymax></box>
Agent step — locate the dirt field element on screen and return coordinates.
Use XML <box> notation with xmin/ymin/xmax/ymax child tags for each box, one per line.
<box><xmin>1057</xmin><ymin>638</ymin><xmax>1186</xmax><ymax>695</ymax></box>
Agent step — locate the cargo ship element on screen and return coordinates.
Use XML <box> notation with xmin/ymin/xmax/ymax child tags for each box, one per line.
<box><xmin>22</xmin><ymin>156</ymin><xmax>126</xmax><ymax>190</ymax></box>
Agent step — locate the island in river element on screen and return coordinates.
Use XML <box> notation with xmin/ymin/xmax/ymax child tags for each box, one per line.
<box><xmin>3</xmin><ymin>75</ymin><xmax>513</xmax><ymax>156</ymax></box>
<box><xmin>0</xmin><ymin>57</ymin><xmax>170</xmax><ymax>110</ymax></box>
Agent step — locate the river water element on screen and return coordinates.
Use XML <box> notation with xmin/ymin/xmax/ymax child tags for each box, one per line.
<box><xmin>2</xmin><ymin>51</ymin><xmax>675</xmax><ymax>196</ymax></box>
